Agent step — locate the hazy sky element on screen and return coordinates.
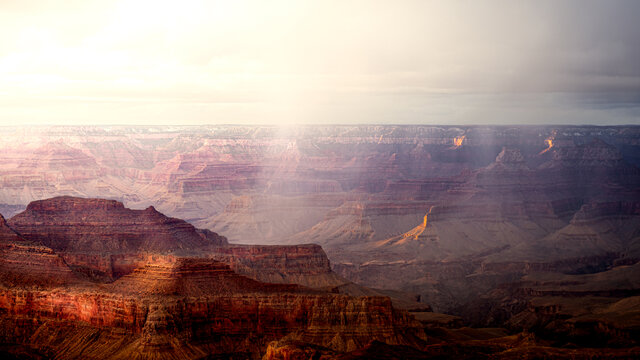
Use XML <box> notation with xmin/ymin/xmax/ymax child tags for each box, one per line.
<box><xmin>0</xmin><ymin>0</ymin><xmax>638</xmax><ymax>126</ymax></box>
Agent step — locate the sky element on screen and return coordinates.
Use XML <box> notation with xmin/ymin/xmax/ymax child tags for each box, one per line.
<box><xmin>0</xmin><ymin>0</ymin><xmax>638</xmax><ymax>126</ymax></box>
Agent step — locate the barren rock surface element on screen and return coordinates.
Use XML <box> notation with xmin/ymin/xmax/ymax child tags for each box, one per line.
<box><xmin>1</xmin><ymin>125</ymin><xmax>639</xmax><ymax>357</ymax></box>
<box><xmin>0</xmin><ymin>198</ymin><xmax>426</xmax><ymax>359</ymax></box>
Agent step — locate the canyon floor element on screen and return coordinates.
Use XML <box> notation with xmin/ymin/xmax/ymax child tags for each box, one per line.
<box><xmin>1</xmin><ymin>125</ymin><xmax>639</xmax><ymax>358</ymax></box>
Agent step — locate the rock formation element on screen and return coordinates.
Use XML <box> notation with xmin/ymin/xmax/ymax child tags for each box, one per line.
<box><xmin>0</xmin><ymin>214</ymin><xmax>74</xmax><ymax>287</ymax></box>
<box><xmin>0</xmin><ymin>197</ymin><xmax>427</xmax><ymax>359</ymax></box>
<box><xmin>8</xmin><ymin>196</ymin><xmax>228</xmax><ymax>253</ymax></box>
<box><xmin>1</xmin><ymin>125</ymin><xmax>639</xmax><ymax>357</ymax></box>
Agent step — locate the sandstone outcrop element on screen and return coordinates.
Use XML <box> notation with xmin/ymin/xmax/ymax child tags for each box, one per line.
<box><xmin>7</xmin><ymin>196</ymin><xmax>229</xmax><ymax>281</ymax></box>
<box><xmin>8</xmin><ymin>196</ymin><xmax>228</xmax><ymax>254</ymax></box>
<box><xmin>0</xmin><ymin>214</ymin><xmax>74</xmax><ymax>287</ymax></box>
<box><xmin>209</xmin><ymin>244</ymin><xmax>347</xmax><ymax>288</ymax></box>
<box><xmin>0</xmin><ymin>254</ymin><xmax>426</xmax><ymax>359</ymax></box>
<box><xmin>1</xmin><ymin>125</ymin><xmax>640</xmax><ymax>356</ymax></box>
<box><xmin>0</xmin><ymin>198</ymin><xmax>428</xmax><ymax>359</ymax></box>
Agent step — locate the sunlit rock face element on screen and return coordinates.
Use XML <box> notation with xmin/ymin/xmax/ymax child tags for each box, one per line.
<box><xmin>0</xmin><ymin>125</ymin><xmax>639</xmax><ymax>354</ymax></box>
<box><xmin>0</xmin><ymin>197</ymin><xmax>427</xmax><ymax>359</ymax></box>
<box><xmin>0</xmin><ymin>214</ymin><xmax>74</xmax><ymax>287</ymax></box>
<box><xmin>5</xmin><ymin>197</ymin><xmax>350</xmax><ymax>288</ymax></box>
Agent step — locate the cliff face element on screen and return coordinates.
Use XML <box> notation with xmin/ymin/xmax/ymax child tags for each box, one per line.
<box><xmin>0</xmin><ymin>214</ymin><xmax>74</xmax><ymax>287</ymax></box>
<box><xmin>0</xmin><ymin>197</ymin><xmax>427</xmax><ymax>359</ymax></box>
<box><xmin>6</xmin><ymin>197</ymin><xmax>346</xmax><ymax>289</ymax></box>
<box><xmin>1</xmin><ymin>125</ymin><xmax>639</xmax><ymax>354</ymax></box>
<box><xmin>209</xmin><ymin>244</ymin><xmax>347</xmax><ymax>288</ymax></box>
<box><xmin>0</xmin><ymin>289</ymin><xmax>425</xmax><ymax>359</ymax></box>
<box><xmin>0</xmin><ymin>255</ymin><xmax>426</xmax><ymax>359</ymax></box>
<box><xmin>8</xmin><ymin>196</ymin><xmax>228</xmax><ymax>254</ymax></box>
<box><xmin>7</xmin><ymin>196</ymin><xmax>229</xmax><ymax>281</ymax></box>
<box><xmin>324</xmin><ymin>135</ymin><xmax>640</xmax><ymax>312</ymax></box>
<box><xmin>453</xmin><ymin>263</ymin><xmax>640</xmax><ymax>348</ymax></box>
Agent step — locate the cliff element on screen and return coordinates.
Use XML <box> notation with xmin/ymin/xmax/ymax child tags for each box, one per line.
<box><xmin>0</xmin><ymin>254</ymin><xmax>426</xmax><ymax>359</ymax></box>
<box><xmin>7</xmin><ymin>197</ymin><xmax>228</xmax><ymax>281</ymax></box>
<box><xmin>209</xmin><ymin>244</ymin><xmax>347</xmax><ymax>288</ymax></box>
<box><xmin>0</xmin><ymin>197</ymin><xmax>428</xmax><ymax>359</ymax></box>
<box><xmin>1</xmin><ymin>125</ymin><xmax>640</xmax><ymax>356</ymax></box>
<box><xmin>0</xmin><ymin>214</ymin><xmax>74</xmax><ymax>287</ymax></box>
<box><xmin>8</xmin><ymin>196</ymin><xmax>228</xmax><ymax>254</ymax></box>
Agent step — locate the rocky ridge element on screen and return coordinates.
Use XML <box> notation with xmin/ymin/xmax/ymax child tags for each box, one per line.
<box><xmin>0</xmin><ymin>197</ymin><xmax>427</xmax><ymax>359</ymax></box>
<box><xmin>1</xmin><ymin>125</ymin><xmax>640</xmax><ymax>357</ymax></box>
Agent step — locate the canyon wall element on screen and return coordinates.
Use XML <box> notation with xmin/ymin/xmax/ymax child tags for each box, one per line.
<box><xmin>1</xmin><ymin>125</ymin><xmax>639</xmax><ymax>315</ymax></box>
<box><xmin>0</xmin><ymin>197</ymin><xmax>427</xmax><ymax>359</ymax></box>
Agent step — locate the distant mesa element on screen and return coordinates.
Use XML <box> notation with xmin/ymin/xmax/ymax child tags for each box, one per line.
<box><xmin>8</xmin><ymin>196</ymin><xmax>228</xmax><ymax>254</ymax></box>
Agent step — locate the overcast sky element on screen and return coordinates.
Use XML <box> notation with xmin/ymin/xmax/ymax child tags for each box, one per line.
<box><xmin>0</xmin><ymin>0</ymin><xmax>638</xmax><ymax>126</ymax></box>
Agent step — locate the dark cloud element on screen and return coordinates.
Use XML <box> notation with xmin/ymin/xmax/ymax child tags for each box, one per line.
<box><xmin>531</xmin><ymin>0</ymin><xmax>640</xmax><ymax>116</ymax></box>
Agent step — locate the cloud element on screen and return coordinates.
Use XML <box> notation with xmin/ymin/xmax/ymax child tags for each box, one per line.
<box><xmin>0</xmin><ymin>0</ymin><xmax>638</xmax><ymax>125</ymax></box>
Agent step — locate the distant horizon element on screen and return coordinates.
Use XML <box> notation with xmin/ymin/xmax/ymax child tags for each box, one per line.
<box><xmin>2</xmin><ymin>123</ymin><xmax>640</xmax><ymax>128</ymax></box>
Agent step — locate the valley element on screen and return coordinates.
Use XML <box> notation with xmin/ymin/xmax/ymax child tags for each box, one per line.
<box><xmin>1</xmin><ymin>125</ymin><xmax>639</xmax><ymax>358</ymax></box>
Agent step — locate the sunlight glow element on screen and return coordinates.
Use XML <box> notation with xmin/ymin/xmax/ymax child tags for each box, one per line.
<box><xmin>0</xmin><ymin>1</ymin><xmax>637</xmax><ymax>125</ymax></box>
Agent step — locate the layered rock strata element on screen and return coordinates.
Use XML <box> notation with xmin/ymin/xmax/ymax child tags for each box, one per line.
<box><xmin>0</xmin><ymin>256</ymin><xmax>426</xmax><ymax>359</ymax></box>
<box><xmin>0</xmin><ymin>197</ymin><xmax>427</xmax><ymax>359</ymax></box>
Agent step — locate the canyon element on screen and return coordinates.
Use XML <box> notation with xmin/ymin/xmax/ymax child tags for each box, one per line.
<box><xmin>1</xmin><ymin>125</ymin><xmax>639</xmax><ymax>357</ymax></box>
<box><xmin>0</xmin><ymin>197</ymin><xmax>427</xmax><ymax>359</ymax></box>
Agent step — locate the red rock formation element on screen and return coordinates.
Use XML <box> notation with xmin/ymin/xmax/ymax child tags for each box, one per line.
<box><xmin>0</xmin><ymin>214</ymin><xmax>74</xmax><ymax>287</ymax></box>
<box><xmin>111</xmin><ymin>256</ymin><xmax>303</xmax><ymax>296</ymax></box>
<box><xmin>209</xmin><ymin>244</ymin><xmax>347</xmax><ymax>288</ymax></box>
<box><xmin>0</xmin><ymin>198</ymin><xmax>429</xmax><ymax>359</ymax></box>
<box><xmin>7</xmin><ymin>197</ymin><xmax>229</xmax><ymax>281</ymax></box>
<box><xmin>6</xmin><ymin>196</ymin><xmax>357</xmax><ymax>292</ymax></box>
<box><xmin>9</xmin><ymin>196</ymin><xmax>227</xmax><ymax>254</ymax></box>
<box><xmin>0</xmin><ymin>253</ymin><xmax>427</xmax><ymax>359</ymax></box>
<box><xmin>1</xmin><ymin>125</ymin><xmax>640</xmax><ymax>356</ymax></box>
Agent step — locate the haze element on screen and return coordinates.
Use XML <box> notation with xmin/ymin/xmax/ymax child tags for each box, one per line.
<box><xmin>1</xmin><ymin>0</ymin><xmax>638</xmax><ymax>126</ymax></box>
